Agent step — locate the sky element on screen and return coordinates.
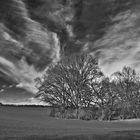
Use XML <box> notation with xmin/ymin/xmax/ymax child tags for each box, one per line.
<box><xmin>0</xmin><ymin>0</ymin><xmax>61</xmax><ymax>104</ymax></box>
<box><xmin>0</xmin><ymin>0</ymin><xmax>140</xmax><ymax>104</ymax></box>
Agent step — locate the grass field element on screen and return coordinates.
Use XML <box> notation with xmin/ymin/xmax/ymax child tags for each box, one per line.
<box><xmin>0</xmin><ymin>106</ymin><xmax>140</xmax><ymax>140</ymax></box>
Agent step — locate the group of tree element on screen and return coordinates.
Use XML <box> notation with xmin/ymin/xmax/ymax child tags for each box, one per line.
<box><xmin>35</xmin><ymin>54</ymin><xmax>140</xmax><ymax>120</ymax></box>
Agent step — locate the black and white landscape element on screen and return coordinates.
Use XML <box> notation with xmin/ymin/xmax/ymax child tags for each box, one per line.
<box><xmin>0</xmin><ymin>0</ymin><xmax>140</xmax><ymax>139</ymax></box>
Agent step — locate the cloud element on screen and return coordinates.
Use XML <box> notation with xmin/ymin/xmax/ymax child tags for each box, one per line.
<box><xmin>92</xmin><ymin>9</ymin><xmax>140</xmax><ymax>75</ymax></box>
<box><xmin>0</xmin><ymin>0</ymin><xmax>60</xmax><ymax>93</ymax></box>
<box><xmin>1</xmin><ymin>0</ymin><xmax>140</xmax><ymax>98</ymax></box>
<box><xmin>0</xmin><ymin>97</ymin><xmax>47</xmax><ymax>105</ymax></box>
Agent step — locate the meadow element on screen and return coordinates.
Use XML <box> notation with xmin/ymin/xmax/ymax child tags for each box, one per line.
<box><xmin>0</xmin><ymin>106</ymin><xmax>140</xmax><ymax>140</ymax></box>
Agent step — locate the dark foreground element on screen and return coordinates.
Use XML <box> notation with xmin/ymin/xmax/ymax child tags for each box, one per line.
<box><xmin>0</xmin><ymin>106</ymin><xmax>140</xmax><ymax>140</ymax></box>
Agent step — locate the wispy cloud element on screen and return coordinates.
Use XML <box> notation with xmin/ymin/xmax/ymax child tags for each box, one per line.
<box><xmin>93</xmin><ymin>9</ymin><xmax>140</xmax><ymax>75</ymax></box>
<box><xmin>0</xmin><ymin>0</ymin><xmax>60</xmax><ymax>93</ymax></box>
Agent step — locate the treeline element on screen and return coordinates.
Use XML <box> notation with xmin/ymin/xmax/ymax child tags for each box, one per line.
<box><xmin>0</xmin><ymin>103</ymin><xmax>47</xmax><ymax>108</ymax></box>
<box><xmin>36</xmin><ymin>54</ymin><xmax>140</xmax><ymax>120</ymax></box>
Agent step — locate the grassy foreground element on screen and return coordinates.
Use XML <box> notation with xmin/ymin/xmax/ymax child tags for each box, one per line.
<box><xmin>0</xmin><ymin>106</ymin><xmax>140</xmax><ymax>140</ymax></box>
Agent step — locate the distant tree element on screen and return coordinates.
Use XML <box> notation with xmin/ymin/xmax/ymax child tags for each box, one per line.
<box><xmin>36</xmin><ymin>54</ymin><xmax>103</xmax><ymax>118</ymax></box>
<box><xmin>112</xmin><ymin>66</ymin><xmax>140</xmax><ymax>119</ymax></box>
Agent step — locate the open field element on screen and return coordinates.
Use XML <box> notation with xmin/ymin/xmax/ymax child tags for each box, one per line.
<box><xmin>0</xmin><ymin>106</ymin><xmax>140</xmax><ymax>140</ymax></box>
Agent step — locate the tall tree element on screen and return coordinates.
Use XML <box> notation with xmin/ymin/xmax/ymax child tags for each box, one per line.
<box><xmin>36</xmin><ymin>54</ymin><xmax>103</xmax><ymax>118</ymax></box>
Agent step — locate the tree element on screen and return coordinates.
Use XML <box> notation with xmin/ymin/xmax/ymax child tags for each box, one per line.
<box><xmin>36</xmin><ymin>54</ymin><xmax>103</xmax><ymax>118</ymax></box>
<box><xmin>88</xmin><ymin>76</ymin><xmax>118</xmax><ymax>120</ymax></box>
<box><xmin>112</xmin><ymin>66</ymin><xmax>140</xmax><ymax>119</ymax></box>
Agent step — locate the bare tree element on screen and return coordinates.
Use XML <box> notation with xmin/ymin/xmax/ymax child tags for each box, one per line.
<box><xmin>88</xmin><ymin>76</ymin><xmax>118</xmax><ymax>120</ymax></box>
<box><xmin>36</xmin><ymin>54</ymin><xmax>103</xmax><ymax>118</ymax></box>
<box><xmin>112</xmin><ymin>66</ymin><xmax>140</xmax><ymax>119</ymax></box>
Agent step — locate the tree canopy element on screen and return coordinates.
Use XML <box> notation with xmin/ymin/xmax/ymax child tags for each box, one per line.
<box><xmin>36</xmin><ymin>57</ymin><xmax>140</xmax><ymax>120</ymax></box>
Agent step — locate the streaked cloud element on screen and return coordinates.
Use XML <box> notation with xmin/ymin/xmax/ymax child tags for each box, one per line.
<box><xmin>93</xmin><ymin>10</ymin><xmax>140</xmax><ymax>75</ymax></box>
<box><xmin>0</xmin><ymin>0</ymin><xmax>60</xmax><ymax>93</ymax></box>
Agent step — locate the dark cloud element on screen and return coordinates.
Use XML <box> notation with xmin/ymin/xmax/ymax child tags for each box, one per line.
<box><xmin>0</xmin><ymin>0</ymin><xmax>29</xmax><ymax>39</ymax></box>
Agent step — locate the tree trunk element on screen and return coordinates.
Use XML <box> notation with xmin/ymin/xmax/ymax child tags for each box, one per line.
<box><xmin>99</xmin><ymin>109</ymin><xmax>105</xmax><ymax>121</ymax></box>
<box><xmin>108</xmin><ymin>109</ymin><xmax>112</xmax><ymax>121</ymax></box>
<box><xmin>75</xmin><ymin>106</ymin><xmax>82</xmax><ymax>119</ymax></box>
<box><xmin>76</xmin><ymin>108</ymin><xmax>79</xmax><ymax>119</ymax></box>
<box><xmin>120</xmin><ymin>108</ymin><xmax>125</xmax><ymax>120</ymax></box>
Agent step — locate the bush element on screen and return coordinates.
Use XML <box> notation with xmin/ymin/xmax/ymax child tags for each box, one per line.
<box><xmin>49</xmin><ymin>107</ymin><xmax>95</xmax><ymax>120</ymax></box>
<box><xmin>80</xmin><ymin>109</ymin><xmax>94</xmax><ymax>120</ymax></box>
